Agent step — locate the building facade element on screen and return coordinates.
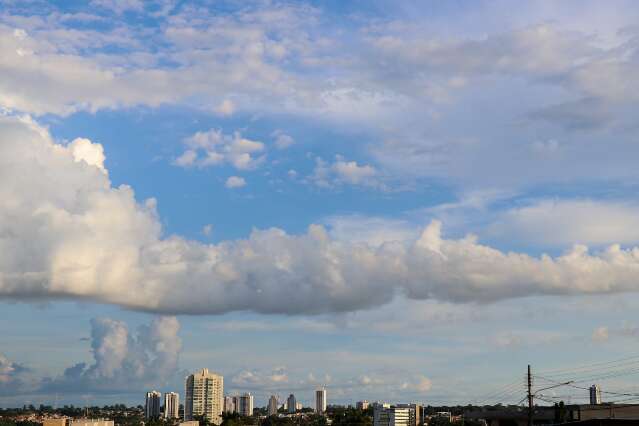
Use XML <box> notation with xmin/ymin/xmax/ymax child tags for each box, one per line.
<box><xmin>357</xmin><ymin>401</ymin><xmax>370</xmax><ymax>410</ymax></box>
<box><xmin>164</xmin><ymin>392</ymin><xmax>180</xmax><ymax>419</ymax></box>
<box><xmin>590</xmin><ymin>385</ymin><xmax>602</xmax><ymax>405</ymax></box>
<box><xmin>184</xmin><ymin>368</ymin><xmax>224</xmax><ymax>425</ymax></box>
<box><xmin>238</xmin><ymin>393</ymin><xmax>254</xmax><ymax>417</ymax></box>
<box><xmin>69</xmin><ymin>421</ymin><xmax>114</xmax><ymax>426</ymax></box>
<box><xmin>287</xmin><ymin>394</ymin><xmax>297</xmax><ymax>414</ymax></box>
<box><xmin>268</xmin><ymin>395</ymin><xmax>279</xmax><ymax>416</ymax></box>
<box><xmin>395</xmin><ymin>403</ymin><xmax>423</xmax><ymax>426</ymax></box>
<box><xmin>145</xmin><ymin>390</ymin><xmax>161</xmax><ymax>420</ymax></box>
<box><xmin>374</xmin><ymin>404</ymin><xmax>411</xmax><ymax>426</ymax></box>
<box><xmin>43</xmin><ymin>420</ymin><xmax>68</xmax><ymax>426</ymax></box>
<box><xmin>224</xmin><ymin>396</ymin><xmax>236</xmax><ymax>414</ymax></box>
<box><xmin>373</xmin><ymin>403</ymin><xmax>391</xmax><ymax>426</ymax></box>
<box><xmin>315</xmin><ymin>388</ymin><xmax>327</xmax><ymax>415</ymax></box>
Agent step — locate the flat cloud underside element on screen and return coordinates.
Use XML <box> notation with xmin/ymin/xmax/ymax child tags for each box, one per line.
<box><xmin>2</xmin><ymin>115</ymin><xmax>639</xmax><ymax>316</ymax></box>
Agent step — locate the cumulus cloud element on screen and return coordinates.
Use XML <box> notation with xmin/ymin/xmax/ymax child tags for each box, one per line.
<box><xmin>175</xmin><ymin>130</ymin><xmax>265</xmax><ymax>170</ymax></box>
<box><xmin>401</xmin><ymin>375</ymin><xmax>432</xmax><ymax>393</ymax></box>
<box><xmin>7</xmin><ymin>115</ymin><xmax>639</xmax><ymax>316</ymax></box>
<box><xmin>225</xmin><ymin>176</ymin><xmax>247</xmax><ymax>189</ymax></box>
<box><xmin>0</xmin><ymin>353</ymin><xmax>33</xmax><ymax>395</ymax></box>
<box><xmin>0</xmin><ymin>316</ymin><xmax>181</xmax><ymax>397</ymax></box>
<box><xmin>309</xmin><ymin>155</ymin><xmax>381</xmax><ymax>189</ymax></box>
<box><xmin>41</xmin><ymin>316</ymin><xmax>181</xmax><ymax>393</ymax></box>
<box><xmin>272</xmin><ymin>130</ymin><xmax>295</xmax><ymax>150</ymax></box>
<box><xmin>68</xmin><ymin>137</ymin><xmax>107</xmax><ymax>173</ymax></box>
<box><xmin>230</xmin><ymin>367</ymin><xmax>289</xmax><ymax>390</ymax></box>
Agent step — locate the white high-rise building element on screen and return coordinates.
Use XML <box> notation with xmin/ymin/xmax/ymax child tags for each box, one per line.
<box><xmin>590</xmin><ymin>384</ymin><xmax>602</xmax><ymax>405</ymax></box>
<box><xmin>238</xmin><ymin>393</ymin><xmax>254</xmax><ymax>417</ymax></box>
<box><xmin>224</xmin><ymin>396</ymin><xmax>236</xmax><ymax>413</ymax></box>
<box><xmin>145</xmin><ymin>390</ymin><xmax>161</xmax><ymax>419</ymax></box>
<box><xmin>267</xmin><ymin>395</ymin><xmax>278</xmax><ymax>416</ymax></box>
<box><xmin>395</xmin><ymin>404</ymin><xmax>422</xmax><ymax>426</ymax></box>
<box><xmin>357</xmin><ymin>401</ymin><xmax>370</xmax><ymax>410</ymax></box>
<box><xmin>315</xmin><ymin>388</ymin><xmax>327</xmax><ymax>415</ymax></box>
<box><xmin>164</xmin><ymin>392</ymin><xmax>180</xmax><ymax>419</ymax></box>
<box><xmin>287</xmin><ymin>394</ymin><xmax>297</xmax><ymax>414</ymax></box>
<box><xmin>184</xmin><ymin>368</ymin><xmax>224</xmax><ymax>425</ymax></box>
<box><xmin>390</xmin><ymin>407</ymin><xmax>410</xmax><ymax>426</ymax></box>
<box><xmin>374</xmin><ymin>404</ymin><xmax>410</xmax><ymax>426</ymax></box>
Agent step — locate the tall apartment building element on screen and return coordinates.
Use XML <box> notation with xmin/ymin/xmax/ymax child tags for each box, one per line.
<box><xmin>184</xmin><ymin>368</ymin><xmax>224</xmax><ymax>425</ymax></box>
<box><xmin>238</xmin><ymin>393</ymin><xmax>254</xmax><ymax>417</ymax></box>
<box><xmin>287</xmin><ymin>394</ymin><xmax>297</xmax><ymax>413</ymax></box>
<box><xmin>357</xmin><ymin>400</ymin><xmax>370</xmax><ymax>410</ymax></box>
<box><xmin>223</xmin><ymin>396</ymin><xmax>236</xmax><ymax>413</ymax></box>
<box><xmin>374</xmin><ymin>404</ymin><xmax>410</xmax><ymax>426</ymax></box>
<box><xmin>267</xmin><ymin>395</ymin><xmax>279</xmax><ymax>416</ymax></box>
<box><xmin>145</xmin><ymin>390</ymin><xmax>162</xmax><ymax>419</ymax></box>
<box><xmin>590</xmin><ymin>384</ymin><xmax>602</xmax><ymax>405</ymax></box>
<box><xmin>164</xmin><ymin>392</ymin><xmax>180</xmax><ymax>419</ymax></box>
<box><xmin>374</xmin><ymin>403</ymin><xmax>390</xmax><ymax>426</ymax></box>
<box><xmin>315</xmin><ymin>388</ymin><xmax>327</xmax><ymax>415</ymax></box>
<box><xmin>395</xmin><ymin>404</ymin><xmax>423</xmax><ymax>426</ymax></box>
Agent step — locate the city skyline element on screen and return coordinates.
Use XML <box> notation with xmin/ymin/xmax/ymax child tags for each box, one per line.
<box><xmin>3</xmin><ymin>0</ymin><xmax>639</xmax><ymax>411</ymax></box>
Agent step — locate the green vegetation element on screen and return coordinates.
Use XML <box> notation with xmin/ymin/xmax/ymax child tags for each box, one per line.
<box><xmin>329</xmin><ymin>407</ymin><xmax>372</xmax><ymax>426</ymax></box>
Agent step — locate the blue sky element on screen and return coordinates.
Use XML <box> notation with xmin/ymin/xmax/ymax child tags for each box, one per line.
<box><xmin>2</xmin><ymin>0</ymin><xmax>639</xmax><ymax>410</ymax></box>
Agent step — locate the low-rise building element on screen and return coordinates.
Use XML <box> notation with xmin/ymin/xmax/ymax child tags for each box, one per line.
<box><xmin>43</xmin><ymin>419</ymin><xmax>69</xmax><ymax>426</ymax></box>
<box><xmin>69</xmin><ymin>419</ymin><xmax>114</xmax><ymax>426</ymax></box>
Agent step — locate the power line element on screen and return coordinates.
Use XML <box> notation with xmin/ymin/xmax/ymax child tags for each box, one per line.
<box><xmin>472</xmin><ymin>378</ymin><xmax>526</xmax><ymax>406</ymax></box>
<box><xmin>536</xmin><ymin>356</ymin><xmax>639</xmax><ymax>378</ymax></box>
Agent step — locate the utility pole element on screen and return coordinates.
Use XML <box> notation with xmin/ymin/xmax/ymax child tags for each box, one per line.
<box><xmin>528</xmin><ymin>364</ymin><xmax>533</xmax><ymax>426</ymax></box>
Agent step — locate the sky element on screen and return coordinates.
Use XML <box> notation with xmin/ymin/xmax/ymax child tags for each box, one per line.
<box><xmin>2</xmin><ymin>0</ymin><xmax>639</xmax><ymax>410</ymax></box>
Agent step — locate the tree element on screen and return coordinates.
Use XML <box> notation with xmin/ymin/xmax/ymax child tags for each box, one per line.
<box><xmin>330</xmin><ymin>407</ymin><xmax>372</xmax><ymax>426</ymax></box>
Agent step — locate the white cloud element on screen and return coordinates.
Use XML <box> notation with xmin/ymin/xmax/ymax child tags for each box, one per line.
<box><xmin>0</xmin><ymin>316</ymin><xmax>181</xmax><ymax>396</ymax></box>
<box><xmin>272</xmin><ymin>130</ymin><xmax>295</xmax><ymax>150</ymax></box>
<box><xmin>215</xmin><ymin>99</ymin><xmax>236</xmax><ymax>117</ymax></box>
<box><xmin>401</xmin><ymin>375</ymin><xmax>432</xmax><ymax>393</ymax></box>
<box><xmin>68</xmin><ymin>137</ymin><xmax>107</xmax><ymax>173</ymax></box>
<box><xmin>176</xmin><ymin>129</ymin><xmax>265</xmax><ymax>170</ymax></box>
<box><xmin>488</xmin><ymin>199</ymin><xmax>639</xmax><ymax>247</ymax></box>
<box><xmin>230</xmin><ymin>367</ymin><xmax>289</xmax><ymax>390</ymax></box>
<box><xmin>90</xmin><ymin>0</ymin><xmax>144</xmax><ymax>14</ymax></box>
<box><xmin>225</xmin><ymin>176</ymin><xmax>247</xmax><ymax>188</ymax></box>
<box><xmin>2</xmin><ymin>3</ymin><xmax>639</xmax><ymax>194</ymax></box>
<box><xmin>7</xmin><ymin>115</ymin><xmax>639</xmax><ymax>316</ymax></box>
<box><xmin>203</xmin><ymin>224</ymin><xmax>214</xmax><ymax>237</ymax></box>
<box><xmin>41</xmin><ymin>316</ymin><xmax>181</xmax><ymax>393</ymax></box>
<box><xmin>309</xmin><ymin>155</ymin><xmax>381</xmax><ymax>189</ymax></box>
<box><xmin>0</xmin><ymin>353</ymin><xmax>32</xmax><ymax>395</ymax></box>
